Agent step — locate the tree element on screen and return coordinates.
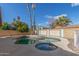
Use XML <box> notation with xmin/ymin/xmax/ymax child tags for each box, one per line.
<box><xmin>27</xmin><ymin>4</ymin><xmax>36</xmax><ymax>34</ymax></box>
<box><xmin>20</xmin><ymin>23</ymin><xmax>29</xmax><ymax>32</ymax></box>
<box><xmin>17</xmin><ymin>22</ymin><xmax>29</xmax><ymax>32</ymax></box>
<box><xmin>1</xmin><ymin>22</ymin><xmax>10</xmax><ymax>30</ymax></box>
<box><xmin>12</xmin><ymin>16</ymin><xmax>21</xmax><ymax>28</ymax></box>
<box><xmin>32</xmin><ymin>3</ymin><xmax>36</xmax><ymax>31</ymax></box>
<box><xmin>51</xmin><ymin>16</ymin><xmax>72</xmax><ymax>28</ymax></box>
<box><xmin>27</xmin><ymin>4</ymin><xmax>33</xmax><ymax>30</ymax></box>
<box><xmin>12</xmin><ymin>16</ymin><xmax>29</xmax><ymax>32</ymax></box>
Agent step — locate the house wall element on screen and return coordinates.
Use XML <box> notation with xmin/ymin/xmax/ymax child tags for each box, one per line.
<box><xmin>64</xmin><ymin>28</ymin><xmax>79</xmax><ymax>40</ymax></box>
<box><xmin>63</xmin><ymin>28</ymin><xmax>74</xmax><ymax>39</ymax></box>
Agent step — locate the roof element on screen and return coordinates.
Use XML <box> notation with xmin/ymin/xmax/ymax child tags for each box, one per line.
<box><xmin>54</xmin><ymin>25</ymin><xmax>79</xmax><ymax>29</ymax></box>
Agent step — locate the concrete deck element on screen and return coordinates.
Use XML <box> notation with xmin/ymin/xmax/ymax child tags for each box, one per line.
<box><xmin>0</xmin><ymin>37</ymin><xmax>78</xmax><ymax>56</ymax></box>
<box><xmin>51</xmin><ymin>37</ymin><xmax>79</xmax><ymax>55</ymax></box>
<box><xmin>68</xmin><ymin>38</ymin><xmax>79</xmax><ymax>53</ymax></box>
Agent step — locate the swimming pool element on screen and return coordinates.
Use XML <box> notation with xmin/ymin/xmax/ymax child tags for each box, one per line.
<box><xmin>15</xmin><ymin>36</ymin><xmax>60</xmax><ymax>45</ymax></box>
<box><xmin>15</xmin><ymin>36</ymin><xmax>36</xmax><ymax>44</ymax></box>
<box><xmin>35</xmin><ymin>43</ymin><xmax>57</xmax><ymax>51</ymax></box>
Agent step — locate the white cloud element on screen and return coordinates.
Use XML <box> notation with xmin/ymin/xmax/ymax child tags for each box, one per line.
<box><xmin>44</xmin><ymin>14</ymin><xmax>67</xmax><ymax>24</ymax></box>
<box><xmin>71</xmin><ymin>3</ymin><xmax>79</xmax><ymax>7</ymax></box>
<box><xmin>53</xmin><ymin>14</ymin><xmax>67</xmax><ymax>19</ymax></box>
<box><xmin>45</xmin><ymin>14</ymin><xmax>67</xmax><ymax>20</ymax></box>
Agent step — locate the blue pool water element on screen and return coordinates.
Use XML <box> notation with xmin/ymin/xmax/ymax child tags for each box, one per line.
<box><xmin>35</xmin><ymin>43</ymin><xmax>57</xmax><ymax>51</ymax></box>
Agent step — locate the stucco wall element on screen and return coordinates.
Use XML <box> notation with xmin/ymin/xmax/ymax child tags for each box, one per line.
<box><xmin>64</xmin><ymin>28</ymin><xmax>79</xmax><ymax>39</ymax></box>
<box><xmin>64</xmin><ymin>28</ymin><xmax>74</xmax><ymax>39</ymax></box>
<box><xmin>39</xmin><ymin>28</ymin><xmax>79</xmax><ymax>40</ymax></box>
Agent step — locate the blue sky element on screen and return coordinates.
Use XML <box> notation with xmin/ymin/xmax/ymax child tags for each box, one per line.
<box><xmin>0</xmin><ymin>3</ymin><xmax>79</xmax><ymax>27</ymax></box>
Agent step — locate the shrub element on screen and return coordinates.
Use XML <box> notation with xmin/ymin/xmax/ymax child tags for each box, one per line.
<box><xmin>17</xmin><ymin>23</ymin><xmax>29</xmax><ymax>32</ymax></box>
<box><xmin>21</xmin><ymin>23</ymin><xmax>29</xmax><ymax>32</ymax></box>
<box><xmin>1</xmin><ymin>22</ymin><xmax>10</xmax><ymax>30</ymax></box>
<box><xmin>12</xmin><ymin>17</ymin><xmax>29</xmax><ymax>32</ymax></box>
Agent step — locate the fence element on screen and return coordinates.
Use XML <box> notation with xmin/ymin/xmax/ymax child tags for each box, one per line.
<box><xmin>38</xmin><ymin>29</ymin><xmax>64</xmax><ymax>37</ymax></box>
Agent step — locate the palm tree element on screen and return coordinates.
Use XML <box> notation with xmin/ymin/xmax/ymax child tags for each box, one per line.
<box><xmin>27</xmin><ymin>4</ymin><xmax>33</xmax><ymax>30</ymax></box>
<box><xmin>52</xmin><ymin>16</ymin><xmax>72</xmax><ymax>28</ymax></box>
<box><xmin>32</xmin><ymin>3</ymin><xmax>36</xmax><ymax>32</ymax></box>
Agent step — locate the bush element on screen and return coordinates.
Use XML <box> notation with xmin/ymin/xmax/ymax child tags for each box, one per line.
<box><xmin>1</xmin><ymin>16</ymin><xmax>29</xmax><ymax>32</ymax></box>
<box><xmin>12</xmin><ymin>18</ymin><xmax>29</xmax><ymax>32</ymax></box>
<box><xmin>15</xmin><ymin>22</ymin><xmax>29</xmax><ymax>32</ymax></box>
<box><xmin>1</xmin><ymin>22</ymin><xmax>10</xmax><ymax>30</ymax></box>
<box><xmin>21</xmin><ymin>23</ymin><xmax>29</xmax><ymax>32</ymax></box>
